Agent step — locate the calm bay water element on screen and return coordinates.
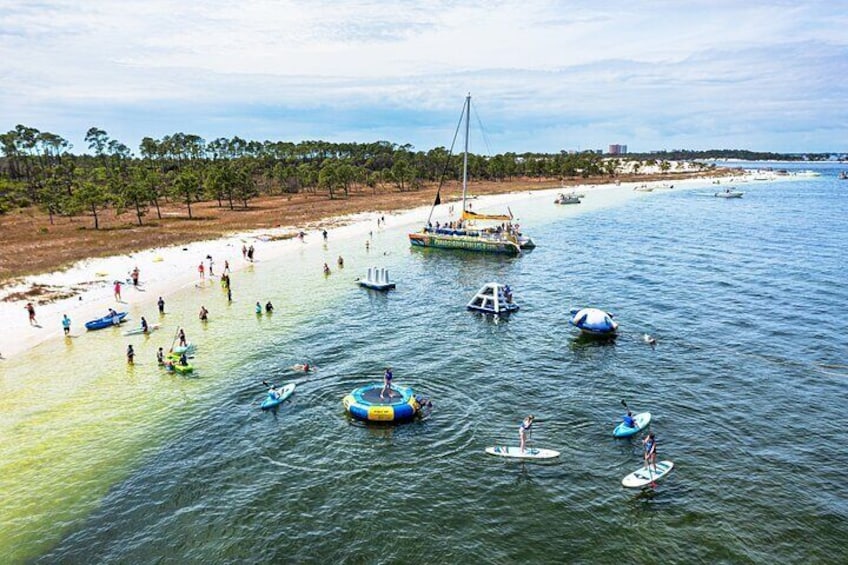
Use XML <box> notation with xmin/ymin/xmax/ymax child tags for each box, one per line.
<box><xmin>3</xmin><ymin>165</ymin><xmax>848</xmax><ymax>563</ymax></box>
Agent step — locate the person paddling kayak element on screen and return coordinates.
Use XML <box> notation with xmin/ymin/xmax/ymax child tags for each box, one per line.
<box><xmin>622</xmin><ymin>410</ymin><xmax>637</xmax><ymax>428</ymax></box>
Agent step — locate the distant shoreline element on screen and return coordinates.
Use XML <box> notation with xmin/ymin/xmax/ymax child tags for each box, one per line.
<box><xmin>0</xmin><ymin>169</ymin><xmax>734</xmax><ymax>283</ymax></box>
<box><xmin>0</xmin><ymin>170</ymin><xmax>761</xmax><ymax>361</ymax></box>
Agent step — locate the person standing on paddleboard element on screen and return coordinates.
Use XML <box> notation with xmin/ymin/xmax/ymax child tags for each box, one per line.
<box><xmin>643</xmin><ymin>432</ymin><xmax>657</xmax><ymax>472</ymax></box>
<box><xmin>519</xmin><ymin>415</ymin><xmax>535</xmax><ymax>453</ymax></box>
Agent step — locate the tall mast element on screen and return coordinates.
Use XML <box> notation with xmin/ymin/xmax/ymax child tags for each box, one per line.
<box><xmin>461</xmin><ymin>93</ymin><xmax>470</xmax><ymax>214</ymax></box>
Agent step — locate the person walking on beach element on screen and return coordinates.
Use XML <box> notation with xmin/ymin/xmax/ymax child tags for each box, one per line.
<box><xmin>114</xmin><ymin>281</ymin><xmax>122</xmax><ymax>301</ymax></box>
<box><xmin>223</xmin><ymin>260</ymin><xmax>230</xmax><ymax>275</ymax></box>
<box><xmin>322</xmin><ymin>229</ymin><xmax>328</xmax><ymax>241</ymax></box>
<box><xmin>380</xmin><ymin>367</ymin><xmax>394</xmax><ymax>400</ymax></box>
<box><xmin>242</xmin><ymin>244</ymin><xmax>247</xmax><ymax>260</ymax></box>
<box><xmin>126</xmin><ymin>344</ymin><xmax>135</xmax><ymax>365</ymax></box>
<box><xmin>131</xmin><ymin>266</ymin><xmax>140</xmax><ymax>287</ymax></box>
<box><xmin>62</xmin><ymin>314</ymin><xmax>71</xmax><ymax>336</ymax></box>
<box><xmin>207</xmin><ymin>255</ymin><xmax>214</xmax><ymax>276</ymax></box>
<box><xmin>198</xmin><ymin>262</ymin><xmax>205</xmax><ymax>281</ymax></box>
<box><xmin>247</xmin><ymin>245</ymin><xmax>254</xmax><ymax>262</ymax></box>
<box><xmin>25</xmin><ymin>302</ymin><xmax>38</xmax><ymax>326</ymax></box>
<box><xmin>519</xmin><ymin>415</ymin><xmax>535</xmax><ymax>453</ymax></box>
<box><xmin>158</xmin><ymin>296</ymin><xmax>165</xmax><ymax>314</ymax></box>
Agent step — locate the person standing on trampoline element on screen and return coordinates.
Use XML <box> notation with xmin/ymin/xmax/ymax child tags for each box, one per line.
<box><xmin>380</xmin><ymin>367</ymin><xmax>394</xmax><ymax>399</ymax></box>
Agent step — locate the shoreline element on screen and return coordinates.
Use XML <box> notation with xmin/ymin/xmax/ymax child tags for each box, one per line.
<box><xmin>0</xmin><ymin>171</ymin><xmax>769</xmax><ymax>361</ymax></box>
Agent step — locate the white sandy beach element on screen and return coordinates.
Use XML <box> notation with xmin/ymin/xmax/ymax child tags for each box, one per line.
<box><xmin>0</xmin><ymin>171</ymin><xmax>773</xmax><ymax>361</ymax></box>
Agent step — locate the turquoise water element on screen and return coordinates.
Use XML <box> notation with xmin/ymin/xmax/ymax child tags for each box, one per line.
<box><xmin>4</xmin><ymin>165</ymin><xmax>848</xmax><ymax>563</ymax></box>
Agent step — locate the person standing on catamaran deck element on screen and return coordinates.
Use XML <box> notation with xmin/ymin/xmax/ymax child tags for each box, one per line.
<box><xmin>643</xmin><ymin>432</ymin><xmax>657</xmax><ymax>472</ymax></box>
<box><xmin>519</xmin><ymin>415</ymin><xmax>535</xmax><ymax>453</ymax></box>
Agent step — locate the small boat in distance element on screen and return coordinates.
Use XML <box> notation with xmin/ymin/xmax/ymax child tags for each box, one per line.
<box><xmin>715</xmin><ymin>188</ymin><xmax>744</xmax><ymax>198</ymax></box>
<box><xmin>554</xmin><ymin>192</ymin><xmax>581</xmax><ymax>205</ymax></box>
<box><xmin>408</xmin><ymin>94</ymin><xmax>533</xmax><ymax>255</ymax></box>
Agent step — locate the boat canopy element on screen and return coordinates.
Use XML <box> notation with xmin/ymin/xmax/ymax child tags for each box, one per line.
<box><xmin>461</xmin><ymin>210</ymin><xmax>511</xmax><ymax>222</ymax></box>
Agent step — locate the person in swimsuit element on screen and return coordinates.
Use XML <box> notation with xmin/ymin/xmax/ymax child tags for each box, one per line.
<box><xmin>141</xmin><ymin>316</ymin><xmax>149</xmax><ymax>333</ymax></box>
<box><xmin>62</xmin><ymin>314</ymin><xmax>71</xmax><ymax>335</ymax></box>
<box><xmin>114</xmin><ymin>281</ymin><xmax>122</xmax><ymax>301</ymax></box>
<box><xmin>178</xmin><ymin>328</ymin><xmax>187</xmax><ymax>347</ymax></box>
<box><xmin>643</xmin><ymin>432</ymin><xmax>657</xmax><ymax>472</ymax></box>
<box><xmin>199</xmin><ymin>306</ymin><xmax>209</xmax><ymax>321</ymax></box>
<box><xmin>126</xmin><ymin>344</ymin><xmax>135</xmax><ymax>365</ymax></box>
<box><xmin>380</xmin><ymin>367</ymin><xmax>394</xmax><ymax>399</ymax></box>
<box><xmin>158</xmin><ymin>296</ymin><xmax>165</xmax><ymax>314</ymax></box>
<box><xmin>198</xmin><ymin>262</ymin><xmax>205</xmax><ymax>280</ymax></box>
<box><xmin>519</xmin><ymin>415</ymin><xmax>535</xmax><ymax>453</ymax></box>
<box><xmin>623</xmin><ymin>410</ymin><xmax>637</xmax><ymax>428</ymax></box>
<box><xmin>26</xmin><ymin>302</ymin><xmax>38</xmax><ymax>326</ymax></box>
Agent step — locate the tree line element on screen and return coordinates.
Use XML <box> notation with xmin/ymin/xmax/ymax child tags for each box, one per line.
<box><xmin>1</xmin><ymin>124</ymin><xmax>707</xmax><ymax>228</ymax></box>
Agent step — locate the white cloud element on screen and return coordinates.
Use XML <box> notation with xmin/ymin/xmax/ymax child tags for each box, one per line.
<box><xmin>1</xmin><ymin>0</ymin><xmax>846</xmax><ymax>152</ymax></box>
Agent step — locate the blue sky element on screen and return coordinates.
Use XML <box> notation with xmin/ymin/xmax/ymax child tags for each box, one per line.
<box><xmin>1</xmin><ymin>0</ymin><xmax>846</xmax><ymax>154</ymax></box>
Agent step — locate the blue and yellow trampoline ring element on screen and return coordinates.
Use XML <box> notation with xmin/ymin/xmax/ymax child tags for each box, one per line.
<box><xmin>343</xmin><ymin>384</ymin><xmax>420</xmax><ymax>423</ymax></box>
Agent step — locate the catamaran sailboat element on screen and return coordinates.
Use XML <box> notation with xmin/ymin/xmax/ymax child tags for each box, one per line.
<box><xmin>408</xmin><ymin>94</ymin><xmax>534</xmax><ymax>255</ymax></box>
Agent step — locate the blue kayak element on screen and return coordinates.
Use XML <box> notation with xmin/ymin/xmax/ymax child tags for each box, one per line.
<box><xmin>85</xmin><ymin>312</ymin><xmax>127</xmax><ymax>330</ymax></box>
<box><xmin>261</xmin><ymin>383</ymin><xmax>296</xmax><ymax>410</ymax></box>
<box><xmin>612</xmin><ymin>411</ymin><xmax>651</xmax><ymax>438</ymax></box>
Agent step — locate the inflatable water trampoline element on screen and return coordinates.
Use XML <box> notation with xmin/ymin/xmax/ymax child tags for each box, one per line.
<box><xmin>343</xmin><ymin>384</ymin><xmax>420</xmax><ymax>423</ymax></box>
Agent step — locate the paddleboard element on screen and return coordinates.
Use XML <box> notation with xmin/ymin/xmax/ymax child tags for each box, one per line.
<box><xmin>612</xmin><ymin>411</ymin><xmax>652</xmax><ymax>438</ymax></box>
<box><xmin>485</xmin><ymin>446</ymin><xmax>560</xmax><ymax>460</ymax></box>
<box><xmin>122</xmin><ymin>324</ymin><xmax>160</xmax><ymax>336</ymax></box>
<box><xmin>261</xmin><ymin>383</ymin><xmax>296</xmax><ymax>410</ymax></box>
<box><xmin>621</xmin><ymin>460</ymin><xmax>674</xmax><ymax>488</ymax></box>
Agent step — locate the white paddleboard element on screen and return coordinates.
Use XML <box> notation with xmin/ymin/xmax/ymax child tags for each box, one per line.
<box><xmin>485</xmin><ymin>446</ymin><xmax>560</xmax><ymax>460</ymax></box>
<box><xmin>122</xmin><ymin>324</ymin><xmax>160</xmax><ymax>336</ymax></box>
<box><xmin>621</xmin><ymin>460</ymin><xmax>674</xmax><ymax>488</ymax></box>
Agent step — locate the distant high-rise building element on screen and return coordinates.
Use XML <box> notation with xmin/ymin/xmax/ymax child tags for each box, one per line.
<box><xmin>608</xmin><ymin>144</ymin><xmax>628</xmax><ymax>155</ymax></box>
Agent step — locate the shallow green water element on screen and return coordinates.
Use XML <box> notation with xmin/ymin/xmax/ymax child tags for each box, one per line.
<box><xmin>3</xmin><ymin>165</ymin><xmax>848</xmax><ymax>563</ymax></box>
